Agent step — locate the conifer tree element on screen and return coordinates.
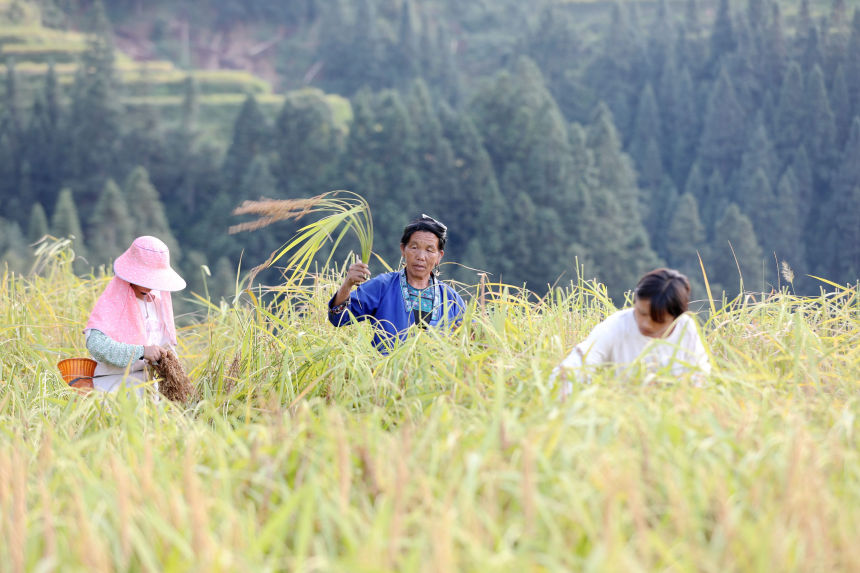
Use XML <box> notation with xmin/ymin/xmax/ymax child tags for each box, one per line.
<box><xmin>665</xmin><ymin>192</ymin><xmax>705</xmax><ymax>277</ymax></box>
<box><xmin>668</xmin><ymin>67</ymin><xmax>699</xmax><ymax>185</ymax></box>
<box><xmin>123</xmin><ymin>166</ymin><xmax>179</xmax><ymax>261</ymax></box>
<box><xmin>700</xmin><ymin>169</ymin><xmax>728</xmax><ymax>231</ymax></box>
<box><xmin>471</xmin><ymin>58</ymin><xmax>563</xmax><ymax>178</ymax></box>
<box><xmin>656</xmin><ymin>49</ymin><xmax>678</xmax><ymax>127</ymax></box>
<box><xmin>424</xmin><ymin>24</ymin><xmax>462</xmax><ymax>105</ymax></box>
<box><xmin>27</xmin><ymin>202</ymin><xmax>48</xmax><ymax>244</ymax></box>
<box><xmin>342</xmin><ymin>89</ymin><xmax>420</xmax><ymax>261</ymax></box>
<box><xmin>771</xmin><ymin>168</ymin><xmax>806</xmax><ymax>270</ymax></box>
<box><xmin>804</xmin><ymin>66</ymin><xmax>838</xmax><ymax>186</ymax></box>
<box><xmin>272</xmin><ymin>90</ymin><xmax>340</xmax><ymax>198</ymax></box>
<box><xmin>741</xmin><ymin>169</ymin><xmax>779</xmax><ymax>257</ymax></box>
<box><xmin>830</xmin><ymin>65</ymin><xmax>851</xmax><ymax>147</ymax></box>
<box><xmin>345</xmin><ymin>0</ymin><xmax>385</xmax><ymax>92</ymax></box>
<box><xmin>710</xmin><ymin>0</ymin><xmax>736</xmax><ymax>70</ymax></box>
<box><xmin>4</xmin><ymin>57</ymin><xmax>21</xmax><ymax>137</ymax></box>
<box><xmin>1</xmin><ymin>59</ymin><xmax>22</xmax><ymax>204</ymax></box>
<box><xmin>684</xmin><ymin>162</ymin><xmax>707</xmax><ymax>203</ymax></box>
<box><xmin>51</xmin><ymin>188</ymin><xmax>86</xmax><ymax>254</ymax></box>
<box><xmin>26</xmin><ymin>64</ymin><xmax>65</xmax><ymax>208</ymax></box>
<box><xmin>526</xmin><ymin>5</ymin><xmax>581</xmax><ymax>87</ymax></box>
<box><xmin>181</xmin><ymin>250</ymin><xmax>209</xmax><ymax>298</ymax></box>
<box><xmin>648</xmin><ymin>176</ymin><xmax>679</xmax><ymax>246</ymax></box>
<box><xmin>647</xmin><ymin>0</ymin><xmax>674</xmax><ymax>83</ymax></box>
<box><xmin>395</xmin><ymin>0</ymin><xmax>420</xmax><ymax>83</ymax></box>
<box><xmin>165</xmin><ymin>75</ymin><xmax>203</xmax><ymax>217</ymax></box>
<box><xmin>831</xmin><ymin>0</ymin><xmax>848</xmax><ymax>29</ymax></box>
<box><xmin>582</xmin><ymin>103</ymin><xmax>661</xmax><ymax>300</ymax></box>
<box><xmin>180</xmin><ymin>75</ymin><xmax>199</xmax><ymax>135</ymax></box>
<box><xmin>88</xmin><ymin>179</ymin><xmax>134</xmax><ymax>266</ymax></box>
<box><xmin>729</xmin><ymin>17</ymin><xmax>762</xmax><ymax>113</ymax></box>
<box><xmin>763</xmin><ymin>4</ymin><xmax>787</xmax><ymax>88</ymax></box>
<box><xmin>798</xmin><ymin>0</ymin><xmax>813</xmax><ymax>39</ymax></box>
<box><xmin>823</xmin><ymin>118</ymin><xmax>860</xmax><ymax>281</ymax></box>
<box><xmin>437</xmin><ymin>102</ymin><xmax>505</xmax><ymax>280</ymax></box>
<box><xmin>211</xmin><ymin>256</ymin><xmax>236</xmax><ymax>303</ymax></box>
<box><xmin>406</xmin><ymin>79</ymin><xmax>456</xmax><ymax>212</ymax></box>
<box><xmin>699</xmin><ymin>67</ymin><xmax>745</xmax><ymax>176</ymax></box>
<box><xmin>117</xmin><ymin>65</ymin><xmax>165</xmax><ymax>181</ymax></box>
<box><xmin>708</xmin><ymin>203</ymin><xmax>764</xmax><ymax>293</ymax></box>
<box><xmin>584</xmin><ymin>4</ymin><xmax>639</xmax><ymax>135</ymax></box>
<box><xmin>222</xmin><ymin>95</ymin><xmax>270</xmax><ymax>192</ymax></box>
<box><xmin>849</xmin><ymin>10</ymin><xmax>860</xmax><ymax>118</ymax></box>
<box><xmin>578</xmin><ymin>181</ymin><xmax>661</xmax><ymax>302</ymax></box>
<box><xmin>731</xmin><ymin>117</ymin><xmax>777</xmax><ymax>205</ymax></box>
<box><xmin>789</xmin><ymin>145</ymin><xmax>814</xmax><ymax>223</ymax></box>
<box><xmin>685</xmin><ymin>0</ymin><xmax>701</xmax><ymax>35</ymax></box>
<box><xmin>0</xmin><ymin>220</ymin><xmax>28</xmax><ymax>274</ymax></box>
<box><xmin>637</xmin><ymin>138</ymin><xmax>665</xmax><ymax>193</ymax></box>
<box><xmin>629</xmin><ymin>83</ymin><xmax>662</xmax><ymax>169</ymax></box>
<box><xmin>587</xmin><ymin>103</ymin><xmax>641</xmax><ymax>208</ymax></box>
<box><xmin>0</xmin><ymin>129</ymin><xmax>16</xmax><ymax>211</ymax></box>
<box><xmin>471</xmin><ymin>59</ymin><xmax>592</xmax><ymax>287</ymax></box>
<box><xmin>800</xmin><ymin>26</ymin><xmax>822</xmax><ymax>73</ymax></box>
<box><xmin>68</xmin><ymin>0</ymin><xmax>120</xmax><ymax>200</ymax></box>
<box><xmin>748</xmin><ymin>0</ymin><xmax>765</xmax><ymax>31</ymax></box>
<box><xmin>339</xmin><ymin>90</ymin><xmax>384</xmax><ymax>222</ymax></box>
<box><xmin>774</xmin><ymin>63</ymin><xmax>806</xmax><ymax>159</ymax></box>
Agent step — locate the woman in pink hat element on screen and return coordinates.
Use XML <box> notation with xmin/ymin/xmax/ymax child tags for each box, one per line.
<box><xmin>84</xmin><ymin>236</ymin><xmax>186</xmax><ymax>393</ymax></box>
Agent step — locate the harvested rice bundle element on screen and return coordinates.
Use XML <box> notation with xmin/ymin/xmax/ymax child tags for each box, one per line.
<box><xmin>152</xmin><ymin>350</ymin><xmax>193</xmax><ymax>403</ymax></box>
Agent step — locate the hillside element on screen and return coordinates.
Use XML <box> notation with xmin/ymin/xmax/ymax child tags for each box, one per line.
<box><xmin>0</xmin><ymin>0</ymin><xmax>334</xmax><ymax>140</ymax></box>
<box><xmin>1</xmin><ymin>0</ymin><xmax>859</xmax><ymax>303</ymax></box>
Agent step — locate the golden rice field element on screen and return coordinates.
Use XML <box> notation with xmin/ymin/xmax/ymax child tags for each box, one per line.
<box><xmin>1</xmin><ymin>243</ymin><xmax>858</xmax><ymax>572</ymax></box>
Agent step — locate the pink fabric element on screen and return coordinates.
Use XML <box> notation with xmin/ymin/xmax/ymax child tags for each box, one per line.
<box><xmin>86</xmin><ymin>277</ymin><xmax>177</xmax><ymax>346</ymax></box>
<box><xmin>114</xmin><ymin>236</ymin><xmax>186</xmax><ymax>292</ymax></box>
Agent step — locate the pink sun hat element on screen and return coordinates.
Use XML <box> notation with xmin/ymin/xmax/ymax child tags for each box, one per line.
<box><xmin>113</xmin><ymin>236</ymin><xmax>186</xmax><ymax>292</ymax></box>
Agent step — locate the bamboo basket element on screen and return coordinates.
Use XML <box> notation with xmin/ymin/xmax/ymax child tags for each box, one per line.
<box><xmin>57</xmin><ymin>357</ymin><xmax>97</xmax><ymax>391</ymax></box>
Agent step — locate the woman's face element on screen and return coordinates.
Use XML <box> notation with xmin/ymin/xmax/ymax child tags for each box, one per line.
<box><xmin>131</xmin><ymin>283</ymin><xmax>152</xmax><ymax>300</ymax></box>
<box><xmin>400</xmin><ymin>231</ymin><xmax>443</xmax><ymax>284</ymax></box>
<box><xmin>633</xmin><ymin>297</ymin><xmax>675</xmax><ymax>338</ymax></box>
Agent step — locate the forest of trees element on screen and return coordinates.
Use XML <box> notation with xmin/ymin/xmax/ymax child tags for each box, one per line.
<box><xmin>1</xmin><ymin>0</ymin><xmax>859</xmax><ymax>303</ymax></box>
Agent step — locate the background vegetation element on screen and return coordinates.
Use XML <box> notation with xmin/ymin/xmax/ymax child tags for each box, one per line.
<box><xmin>0</xmin><ymin>0</ymin><xmax>858</xmax><ymax>302</ymax></box>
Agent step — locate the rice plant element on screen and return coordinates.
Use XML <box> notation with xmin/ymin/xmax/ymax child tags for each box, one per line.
<box><xmin>0</xmin><ymin>236</ymin><xmax>858</xmax><ymax>572</ymax></box>
<box><xmin>230</xmin><ymin>190</ymin><xmax>374</xmax><ymax>287</ymax></box>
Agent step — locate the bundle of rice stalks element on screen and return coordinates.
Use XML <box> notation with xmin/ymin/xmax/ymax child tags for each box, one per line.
<box><xmin>152</xmin><ymin>350</ymin><xmax>193</xmax><ymax>403</ymax></box>
<box><xmin>230</xmin><ymin>190</ymin><xmax>373</xmax><ymax>285</ymax></box>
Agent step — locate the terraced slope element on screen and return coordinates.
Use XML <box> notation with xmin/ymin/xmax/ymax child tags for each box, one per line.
<box><xmin>0</xmin><ymin>2</ymin><xmax>314</xmax><ymax>139</ymax></box>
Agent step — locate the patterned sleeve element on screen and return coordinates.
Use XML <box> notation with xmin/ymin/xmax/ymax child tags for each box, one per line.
<box><xmin>328</xmin><ymin>276</ymin><xmax>385</xmax><ymax>326</ymax></box>
<box><xmin>86</xmin><ymin>329</ymin><xmax>144</xmax><ymax>368</ymax></box>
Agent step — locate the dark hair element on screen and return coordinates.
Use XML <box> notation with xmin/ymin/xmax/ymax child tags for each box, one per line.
<box><xmin>400</xmin><ymin>214</ymin><xmax>448</xmax><ymax>251</ymax></box>
<box><xmin>634</xmin><ymin>268</ymin><xmax>691</xmax><ymax>322</ymax></box>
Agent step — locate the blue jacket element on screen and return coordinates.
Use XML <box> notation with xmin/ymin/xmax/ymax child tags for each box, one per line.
<box><xmin>328</xmin><ymin>270</ymin><xmax>466</xmax><ymax>352</ymax></box>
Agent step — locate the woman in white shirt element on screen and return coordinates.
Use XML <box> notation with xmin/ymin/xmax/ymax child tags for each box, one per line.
<box><xmin>553</xmin><ymin>268</ymin><xmax>711</xmax><ymax>395</ymax></box>
<box><xmin>84</xmin><ymin>236</ymin><xmax>186</xmax><ymax>394</ymax></box>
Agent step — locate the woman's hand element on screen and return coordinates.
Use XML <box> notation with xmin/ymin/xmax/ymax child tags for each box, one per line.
<box><xmin>345</xmin><ymin>262</ymin><xmax>371</xmax><ymax>287</ymax></box>
<box><xmin>331</xmin><ymin>261</ymin><xmax>370</xmax><ymax>308</ymax></box>
<box><xmin>143</xmin><ymin>345</ymin><xmax>166</xmax><ymax>363</ymax></box>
